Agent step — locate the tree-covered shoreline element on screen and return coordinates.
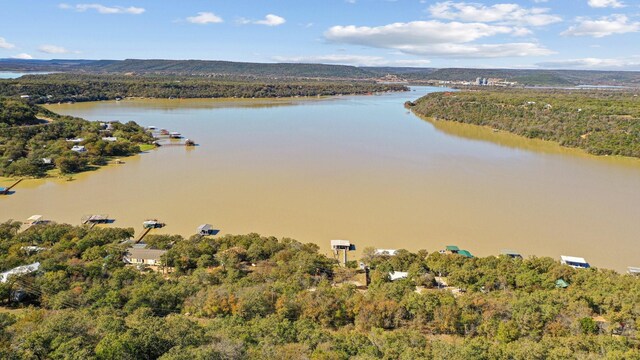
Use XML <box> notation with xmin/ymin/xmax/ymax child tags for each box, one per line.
<box><xmin>0</xmin><ymin>98</ymin><xmax>155</xmax><ymax>178</ymax></box>
<box><xmin>1</xmin><ymin>222</ymin><xmax>640</xmax><ymax>359</ymax></box>
<box><xmin>408</xmin><ymin>89</ymin><xmax>640</xmax><ymax>159</ymax></box>
<box><xmin>0</xmin><ymin>74</ymin><xmax>409</xmax><ymax>104</ymax></box>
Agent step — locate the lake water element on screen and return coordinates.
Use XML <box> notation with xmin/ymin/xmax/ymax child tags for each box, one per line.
<box><xmin>2</xmin><ymin>87</ymin><xmax>640</xmax><ymax>271</ymax></box>
<box><xmin>0</xmin><ymin>72</ymin><xmax>51</xmax><ymax>79</ymax></box>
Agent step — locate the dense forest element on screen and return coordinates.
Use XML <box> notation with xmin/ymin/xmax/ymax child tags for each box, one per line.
<box><xmin>0</xmin><ymin>74</ymin><xmax>408</xmax><ymax>104</ymax></box>
<box><xmin>1</xmin><ymin>222</ymin><xmax>639</xmax><ymax>359</ymax></box>
<box><xmin>408</xmin><ymin>89</ymin><xmax>640</xmax><ymax>158</ymax></box>
<box><xmin>0</xmin><ymin>98</ymin><xmax>154</xmax><ymax>177</ymax></box>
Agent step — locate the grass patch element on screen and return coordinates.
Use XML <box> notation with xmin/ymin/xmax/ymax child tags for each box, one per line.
<box><xmin>139</xmin><ymin>144</ymin><xmax>156</xmax><ymax>152</ymax></box>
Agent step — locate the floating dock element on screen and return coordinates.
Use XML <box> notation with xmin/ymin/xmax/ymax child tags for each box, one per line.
<box><xmin>136</xmin><ymin>219</ymin><xmax>166</xmax><ymax>243</ymax></box>
<box><xmin>82</xmin><ymin>214</ymin><xmax>112</xmax><ymax>228</ymax></box>
<box><xmin>0</xmin><ymin>179</ymin><xmax>23</xmax><ymax>195</ymax></box>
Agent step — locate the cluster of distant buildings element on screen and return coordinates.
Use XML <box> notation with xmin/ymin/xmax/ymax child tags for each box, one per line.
<box><xmin>439</xmin><ymin>77</ymin><xmax>519</xmax><ymax>87</ymax></box>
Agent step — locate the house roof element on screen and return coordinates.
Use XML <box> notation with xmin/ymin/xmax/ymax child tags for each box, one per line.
<box><xmin>0</xmin><ymin>262</ymin><xmax>40</xmax><ymax>283</ymax></box>
<box><xmin>125</xmin><ymin>248</ymin><xmax>167</xmax><ymax>262</ymax></box>
<box><xmin>458</xmin><ymin>250</ymin><xmax>474</xmax><ymax>258</ymax></box>
<box><xmin>26</xmin><ymin>215</ymin><xmax>43</xmax><ymax>222</ymax></box>
<box><xmin>561</xmin><ymin>255</ymin><xmax>588</xmax><ymax>264</ymax></box>
<box><xmin>556</xmin><ymin>279</ymin><xmax>569</xmax><ymax>288</ymax></box>
<box><xmin>331</xmin><ymin>239</ymin><xmax>350</xmax><ymax>247</ymax></box>
<box><xmin>628</xmin><ymin>267</ymin><xmax>640</xmax><ymax>275</ymax></box>
<box><xmin>501</xmin><ymin>249</ymin><xmax>521</xmax><ymax>256</ymax></box>
<box><xmin>446</xmin><ymin>245</ymin><xmax>460</xmax><ymax>251</ymax></box>
<box><xmin>389</xmin><ymin>271</ymin><xmax>409</xmax><ymax>281</ymax></box>
<box><xmin>197</xmin><ymin>224</ymin><xmax>213</xmax><ymax>231</ymax></box>
<box><xmin>375</xmin><ymin>249</ymin><xmax>398</xmax><ymax>256</ymax></box>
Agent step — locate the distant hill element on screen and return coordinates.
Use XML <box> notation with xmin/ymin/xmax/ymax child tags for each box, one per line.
<box><xmin>2</xmin><ymin>59</ymin><xmax>640</xmax><ymax>86</ymax></box>
<box><xmin>0</xmin><ymin>58</ymin><xmax>377</xmax><ymax>79</ymax></box>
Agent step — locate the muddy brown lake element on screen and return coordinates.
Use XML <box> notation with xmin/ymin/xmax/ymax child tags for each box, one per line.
<box><xmin>2</xmin><ymin>87</ymin><xmax>640</xmax><ymax>271</ymax></box>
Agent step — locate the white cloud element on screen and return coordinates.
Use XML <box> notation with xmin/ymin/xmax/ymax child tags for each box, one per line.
<box><xmin>429</xmin><ymin>2</ymin><xmax>562</xmax><ymax>27</ymax></box>
<box><xmin>11</xmin><ymin>53</ymin><xmax>33</xmax><ymax>59</ymax></box>
<box><xmin>325</xmin><ymin>21</ymin><xmax>553</xmax><ymax>58</ymax></box>
<box><xmin>254</xmin><ymin>14</ymin><xmax>286</xmax><ymax>26</ymax></box>
<box><xmin>0</xmin><ymin>37</ymin><xmax>15</xmax><ymax>49</ymax></box>
<box><xmin>59</xmin><ymin>3</ymin><xmax>145</xmax><ymax>15</ymax></box>
<box><xmin>38</xmin><ymin>44</ymin><xmax>72</xmax><ymax>54</ymax></box>
<box><xmin>562</xmin><ymin>15</ymin><xmax>640</xmax><ymax>38</ymax></box>
<box><xmin>587</xmin><ymin>0</ymin><xmax>625</xmax><ymax>8</ymax></box>
<box><xmin>537</xmin><ymin>56</ymin><xmax>640</xmax><ymax>70</ymax></box>
<box><xmin>272</xmin><ymin>54</ymin><xmax>431</xmax><ymax>67</ymax></box>
<box><xmin>186</xmin><ymin>12</ymin><xmax>223</xmax><ymax>24</ymax></box>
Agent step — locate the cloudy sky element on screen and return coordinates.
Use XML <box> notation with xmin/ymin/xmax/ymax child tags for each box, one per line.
<box><xmin>1</xmin><ymin>0</ymin><xmax>639</xmax><ymax>70</ymax></box>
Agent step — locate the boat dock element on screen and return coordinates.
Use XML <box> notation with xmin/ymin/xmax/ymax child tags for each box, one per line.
<box><xmin>81</xmin><ymin>214</ymin><xmax>112</xmax><ymax>228</ymax></box>
<box><xmin>136</xmin><ymin>219</ymin><xmax>166</xmax><ymax>243</ymax></box>
<box><xmin>0</xmin><ymin>179</ymin><xmax>23</xmax><ymax>195</ymax></box>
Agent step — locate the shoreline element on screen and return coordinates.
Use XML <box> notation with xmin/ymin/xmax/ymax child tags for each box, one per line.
<box><xmin>410</xmin><ymin>109</ymin><xmax>640</xmax><ymax>165</ymax></box>
<box><xmin>0</xmin><ymin>145</ymin><xmax>158</xmax><ymax>185</ymax></box>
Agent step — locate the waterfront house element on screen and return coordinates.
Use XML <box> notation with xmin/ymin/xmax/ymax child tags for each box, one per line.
<box><xmin>561</xmin><ymin>255</ymin><xmax>590</xmax><ymax>269</ymax></box>
<box><xmin>123</xmin><ymin>248</ymin><xmax>167</xmax><ymax>266</ymax></box>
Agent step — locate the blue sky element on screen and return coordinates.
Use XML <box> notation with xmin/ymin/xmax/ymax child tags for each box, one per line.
<box><xmin>1</xmin><ymin>0</ymin><xmax>639</xmax><ymax>69</ymax></box>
